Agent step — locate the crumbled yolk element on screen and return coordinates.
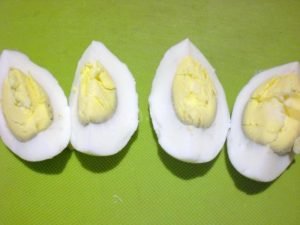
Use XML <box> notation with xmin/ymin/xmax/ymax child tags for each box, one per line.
<box><xmin>172</xmin><ymin>56</ymin><xmax>217</xmax><ymax>128</ymax></box>
<box><xmin>78</xmin><ymin>61</ymin><xmax>117</xmax><ymax>125</ymax></box>
<box><xmin>243</xmin><ymin>74</ymin><xmax>300</xmax><ymax>154</ymax></box>
<box><xmin>2</xmin><ymin>68</ymin><xmax>53</xmax><ymax>141</ymax></box>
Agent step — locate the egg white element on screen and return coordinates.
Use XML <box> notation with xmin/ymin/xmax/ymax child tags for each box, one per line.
<box><xmin>227</xmin><ymin>62</ymin><xmax>300</xmax><ymax>182</ymax></box>
<box><xmin>149</xmin><ymin>39</ymin><xmax>230</xmax><ymax>163</ymax></box>
<box><xmin>69</xmin><ymin>41</ymin><xmax>138</xmax><ymax>156</ymax></box>
<box><xmin>0</xmin><ymin>50</ymin><xmax>71</xmax><ymax>161</ymax></box>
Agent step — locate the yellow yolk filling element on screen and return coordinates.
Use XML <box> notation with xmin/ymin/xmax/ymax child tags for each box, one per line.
<box><xmin>78</xmin><ymin>61</ymin><xmax>117</xmax><ymax>125</ymax></box>
<box><xmin>2</xmin><ymin>68</ymin><xmax>53</xmax><ymax>141</ymax></box>
<box><xmin>243</xmin><ymin>74</ymin><xmax>300</xmax><ymax>154</ymax></box>
<box><xmin>172</xmin><ymin>56</ymin><xmax>217</xmax><ymax>128</ymax></box>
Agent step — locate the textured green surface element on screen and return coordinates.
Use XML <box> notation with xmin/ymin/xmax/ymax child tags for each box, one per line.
<box><xmin>0</xmin><ymin>0</ymin><xmax>300</xmax><ymax>224</ymax></box>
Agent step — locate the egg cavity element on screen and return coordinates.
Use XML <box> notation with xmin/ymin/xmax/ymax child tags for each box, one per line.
<box><xmin>78</xmin><ymin>61</ymin><xmax>117</xmax><ymax>125</ymax></box>
<box><xmin>2</xmin><ymin>68</ymin><xmax>53</xmax><ymax>141</ymax></box>
<box><xmin>172</xmin><ymin>56</ymin><xmax>217</xmax><ymax>128</ymax></box>
<box><xmin>242</xmin><ymin>74</ymin><xmax>300</xmax><ymax>155</ymax></box>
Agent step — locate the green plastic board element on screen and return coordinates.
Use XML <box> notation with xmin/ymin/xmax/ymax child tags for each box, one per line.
<box><xmin>0</xmin><ymin>0</ymin><xmax>299</xmax><ymax>224</ymax></box>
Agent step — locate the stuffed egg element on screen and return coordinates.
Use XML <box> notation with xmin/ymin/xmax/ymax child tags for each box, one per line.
<box><xmin>0</xmin><ymin>50</ymin><xmax>70</xmax><ymax>161</ymax></box>
<box><xmin>149</xmin><ymin>39</ymin><xmax>230</xmax><ymax>163</ymax></box>
<box><xmin>227</xmin><ymin>62</ymin><xmax>300</xmax><ymax>182</ymax></box>
<box><xmin>69</xmin><ymin>41</ymin><xmax>138</xmax><ymax>156</ymax></box>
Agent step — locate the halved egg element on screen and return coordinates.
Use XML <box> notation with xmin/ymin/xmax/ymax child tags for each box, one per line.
<box><xmin>0</xmin><ymin>50</ymin><xmax>70</xmax><ymax>161</ymax></box>
<box><xmin>149</xmin><ymin>39</ymin><xmax>230</xmax><ymax>163</ymax></box>
<box><xmin>69</xmin><ymin>41</ymin><xmax>138</xmax><ymax>156</ymax></box>
<box><xmin>227</xmin><ymin>62</ymin><xmax>300</xmax><ymax>182</ymax></box>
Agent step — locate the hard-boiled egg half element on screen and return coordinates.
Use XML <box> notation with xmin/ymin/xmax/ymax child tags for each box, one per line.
<box><xmin>149</xmin><ymin>39</ymin><xmax>230</xmax><ymax>163</ymax></box>
<box><xmin>0</xmin><ymin>50</ymin><xmax>70</xmax><ymax>161</ymax></box>
<box><xmin>227</xmin><ymin>62</ymin><xmax>300</xmax><ymax>182</ymax></box>
<box><xmin>69</xmin><ymin>41</ymin><xmax>138</xmax><ymax>156</ymax></box>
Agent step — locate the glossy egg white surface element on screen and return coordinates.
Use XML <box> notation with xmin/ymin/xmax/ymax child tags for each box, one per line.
<box><xmin>227</xmin><ymin>62</ymin><xmax>300</xmax><ymax>182</ymax></box>
<box><xmin>149</xmin><ymin>39</ymin><xmax>230</xmax><ymax>163</ymax></box>
<box><xmin>69</xmin><ymin>41</ymin><xmax>138</xmax><ymax>156</ymax></box>
<box><xmin>0</xmin><ymin>50</ymin><xmax>71</xmax><ymax>161</ymax></box>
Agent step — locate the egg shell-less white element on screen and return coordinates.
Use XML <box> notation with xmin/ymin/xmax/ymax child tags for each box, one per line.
<box><xmin>149</xmin><ymin>39</ymin><xmax>230</xmax><ymax>163</ymax></box>
<box><xmin>227</xmin><ymin>62</ymin><xmax>300</xmax><ymax>182</ymax></box>
<box><xmin>69</xmin><ymin>41</ymin><xmax>138</xmax><ymax>156</ymax></box>
<box><xmin>0</xmin><ymin>50</ymin><xmax>71</xmax><ymax>162</ymax></box>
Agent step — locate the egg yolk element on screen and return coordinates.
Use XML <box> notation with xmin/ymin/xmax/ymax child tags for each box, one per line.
<box><xmin>172</xmin><ymin>56</ymin><xmax>217</xmax><ymax>128</ymax></box>
<box><xmin>78</xmin><ymin>61</ymin><xmax>117</xmax><ymax>125</ymax></box>
<box><xmin>2</xmin><ymin>68</ymin><xmax>53</xmax><ymax>141</ymax></box>
<box><xmin>243</xmin><ymin>74</ymin><xmax>300</xmax><ymax>154</ymax></box>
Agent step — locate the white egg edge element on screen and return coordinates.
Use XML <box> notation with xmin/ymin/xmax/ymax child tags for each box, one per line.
<box><xmin>149</xmin><ymin>39</ymin><xmax>230</xmax><ymax>163</ymax></box>
<box><xmin>227</xmin><ymin>61</ymin><xmax>300</xmax><ymax>182</ymax></box>
<box><xmin>0</xmin><ymin>50</ymin><xmax>71</xmax><ymax>162</ymax></box>
<box><xmin>69</xmin><ymin>41</ymin><xmax>139</xmax><ymax>156</ymax></box>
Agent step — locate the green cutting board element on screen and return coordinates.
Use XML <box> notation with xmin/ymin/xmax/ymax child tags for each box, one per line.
<box><xmin>0</xmin><ymin>0</ymin><xmax>300</xmax><ymax>224</ymax></box>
